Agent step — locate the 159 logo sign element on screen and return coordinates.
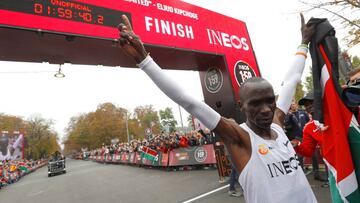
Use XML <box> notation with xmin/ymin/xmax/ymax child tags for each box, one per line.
<box><xmin>204</xmin><ymin>67</ymin><xmax>223</xmax><ymax>93</ymax></box>
<box><xmin>234</xmin><ymin>61</ymin><xmax>256</xmax><ymax>86</ymax></box>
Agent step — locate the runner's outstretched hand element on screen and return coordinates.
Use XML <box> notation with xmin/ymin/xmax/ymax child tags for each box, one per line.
<box><xmin>118</xmin><ymin>15</ymin><xmax>148</xmax><ymax>63</ymax></box>
<box><xmin>300</xmin><ymin>13</ymin><xmax>316</xmax><ymax>45</ymax></box>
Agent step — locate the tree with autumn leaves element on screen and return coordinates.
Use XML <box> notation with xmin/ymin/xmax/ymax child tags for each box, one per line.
<box><xmin>300</xmin><ymin>0</ymin><xmax>359</xmax><ymax>47</ymax></box>
<box><xmin>63</xmin><ymin>103</ymin><xmax>128</xmax><ymax>154</ymax></box>
<box><xmin>159</xmin><ymin>107</ymin><xmax>177</xmax><ymax>133</ymax></box>
<box><xmin>63</xmin><ymin>103</ymin><xmax>164</xmax><ymax>155</ymax></box>
<box><xmin>131</xmin><ymin>105</ymin><xmax>161</xmax><ymax>138</ymax></box>
<box><xmin>25</xmin><ymin>116</ymin><xmax>60</xmax><ymax>160</ymax></box>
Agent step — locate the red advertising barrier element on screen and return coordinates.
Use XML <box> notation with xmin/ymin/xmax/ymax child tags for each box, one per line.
<box><xmin>214</xmin><ymin>143</ymin><xmax>231</xmax><ymax>177</ymax></box>
<box><xmin>161</xmin><ymin>153</ymin><xmax>169</xmax><ymax>166</ymax></box>
<box><xmin>120</xmin><ymin>153</ymin><xmax>127</xmax><ymax>163</ymax></box>
<box><xmin>106</xmin><ymin>154</ymin><xmax>112</xmax><ymax>162</ymax></box>
<box><xmin>91</xmin><ymin>145</ymin><xmax>216</xmax><ymax>167</ymax></box>
<box><xmin>168</xmin><ymin>144</ymin><xmax>216</xmax><ymax>166</ymax></box>
<box><xmin>129</xmin><ymin>152</ymin><xmax>135</xmax><ymax>164</ymax></box>
<box><xmin>134</xmin><ymin>152</ymin><xmax>141</xmax><ymax>165</ymax></box>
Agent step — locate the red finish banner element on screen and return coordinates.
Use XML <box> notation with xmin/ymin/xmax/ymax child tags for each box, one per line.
<box><xmin>0</xmin><ymin>0</ymin><xmax>260</xmax><ymax>98</ymax></box>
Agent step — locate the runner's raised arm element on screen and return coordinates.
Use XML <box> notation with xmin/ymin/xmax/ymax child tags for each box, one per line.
<box><xmin>118</xmin><ymin>15</ymin><xmax>244</xmax><ymax>144</ymax></box>
<box><xmin>273</xmin><ymin>13</ymin><xmax>315</xmax><ymax>126</ymax></box>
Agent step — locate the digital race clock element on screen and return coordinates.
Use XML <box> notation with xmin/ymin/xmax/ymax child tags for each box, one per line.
<box><xmin>0</xmin><ymin>0</ymin><xmax>131</xmax><ymax>28</ymax></box>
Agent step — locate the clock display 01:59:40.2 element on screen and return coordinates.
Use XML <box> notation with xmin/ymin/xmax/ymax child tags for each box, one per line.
<box><xmin>34</xmin><ymin>3</ymin><xmax>104</xmax><ymax>25</ymax></box>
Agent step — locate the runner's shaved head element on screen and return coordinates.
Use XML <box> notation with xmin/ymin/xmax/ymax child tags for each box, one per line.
<box><xmin>239</xmin><ymin>77</ymin><xmax>274</xmax><ymax>102</ymax></box>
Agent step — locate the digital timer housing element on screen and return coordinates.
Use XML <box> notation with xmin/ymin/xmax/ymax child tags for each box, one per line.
<box><xmin>0</xmin><ymin>0</ymin><xmax>131</xmax><ymax>27</ymax></box>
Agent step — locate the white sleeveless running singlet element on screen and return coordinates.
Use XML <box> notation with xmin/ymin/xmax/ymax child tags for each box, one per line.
<box><xmin>238</xmin><ymin>123</ymin><xmax>317</xmax><ymax>203</ymax></box>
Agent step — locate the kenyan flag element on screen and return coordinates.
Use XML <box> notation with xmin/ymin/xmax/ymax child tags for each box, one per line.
<box><xmin>310</xmin><ymin>19</ymin><xmax>360</xmax><ymax>202</ymax></box>
<box><xmin>141</xmin><ymin>146</ymin><xmax>158</xmax><ymax>162</ymax></box>
<box><xmin>18</xmin><ymin>163</ymin><xmax>29</xmax><ymax>173</ymax></box>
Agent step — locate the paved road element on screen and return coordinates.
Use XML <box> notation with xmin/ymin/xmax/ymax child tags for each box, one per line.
<box><xmin>0</xmin><ymin>159</ymin><xmax>331</xmax><ymax>203</ymax></box>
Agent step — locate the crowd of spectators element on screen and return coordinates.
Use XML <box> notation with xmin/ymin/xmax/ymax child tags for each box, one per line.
<box><xmin>90</xmin><ymin>129</ymin><xmax>214</xmax><ymax>157</ymax></box>
<box><xmin>0</xmin><ymin>159</ymin><xmax>46</xmax><ymax>189</ymax></box>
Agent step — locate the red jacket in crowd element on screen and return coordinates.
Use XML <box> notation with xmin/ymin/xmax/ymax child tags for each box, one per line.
<box><xmin>294</xmin><ymin>120</ymin><xmax>324</xmax><ymax>157</ymax></box>
<box><xmin>179</xmin><ymin>136</ymin><xmax>189</xmax><ymax>148</ymax></box>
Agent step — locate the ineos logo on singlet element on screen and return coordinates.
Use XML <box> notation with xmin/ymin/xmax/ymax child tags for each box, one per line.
<box><xmin>266</xmin><ymin>155</ymin><xmax>300</xmax><ymax>178</ymax></box>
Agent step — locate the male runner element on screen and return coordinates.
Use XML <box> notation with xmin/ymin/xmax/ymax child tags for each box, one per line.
<box><xmin>118</xmin><ymin>13</ymin><xmax>317</xmax><ymax>203</ymax></box>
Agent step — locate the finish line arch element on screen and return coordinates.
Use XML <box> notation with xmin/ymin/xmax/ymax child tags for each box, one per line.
<box><xmin>0</xmin><ymin>0</ymin><xmax>260</xmax><ymax>126</ymax></box>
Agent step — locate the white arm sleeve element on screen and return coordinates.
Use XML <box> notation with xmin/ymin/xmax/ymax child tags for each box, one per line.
<box><xmin>276</xmin><ymin>46</ymin><xmax>308</xmax><ymax>114</ymax></box>
<box><xmin>138</xmin><ymin>55</ymin><xmax>221</xmax><ymax>130</ymax></box>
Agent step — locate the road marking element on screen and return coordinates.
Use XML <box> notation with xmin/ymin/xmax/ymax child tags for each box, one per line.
<box><xmin>68</xmin><ymin>162</ymin><xmax>94</xmax><ymax>169</ymax></box>
<box><xmin>27</xmin><ymin>190</ymin><xmax>44</xmax><ymax>197</ymax></box>
<box><xmin>11</xmin><ymin>178</ymin><xmax>47</xmax><ymax>188</ymax></box>
<box><xmin>181</xmin><ymin>184</ymin><xmax>229</xmax><ymax>203</ymax></box>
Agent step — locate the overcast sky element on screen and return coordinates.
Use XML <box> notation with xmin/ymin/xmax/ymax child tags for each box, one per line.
<box><xmin>0</xmin><ymin>0</ymin><xmax>358</xmax><ymax>144</ymax></box>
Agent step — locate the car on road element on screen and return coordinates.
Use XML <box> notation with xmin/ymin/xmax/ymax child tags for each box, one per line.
<box><xmin>48</xmin><ymin>159</ymin><xmax>66</xmax><ymax>177</ymax></box>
